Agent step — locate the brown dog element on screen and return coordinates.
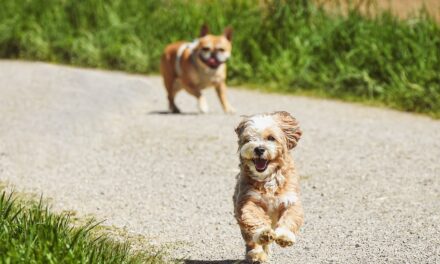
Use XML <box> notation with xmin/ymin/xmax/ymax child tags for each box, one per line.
<box><xmin>160</xmin><ymin>25</ymin><xmax>235</xmax><ymax>114</ymax></box>
<box><xmin>233</xmin><ymin>111</ymin><xmax>304</xmax><ymax>263</ymax></box>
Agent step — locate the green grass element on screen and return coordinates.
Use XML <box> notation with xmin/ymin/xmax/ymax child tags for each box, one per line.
<box><xmin>0</xmin><ymin>191</ymin><xmax>169</xmax><ymax>264</ymax></box>
<box><xmin>0</xmin><ymin>0</ymin><xmax>439</xmax><ymax>117</ymax></box>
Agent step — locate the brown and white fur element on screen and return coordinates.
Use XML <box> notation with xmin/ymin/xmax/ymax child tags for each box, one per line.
<box><xmin>160</xmin><ymin>25</ymin><xmax>235</xmax><ymax>114</ymax></box>
<box><xmin>233</xmin><ymin>111</ymin><xmax>304</xmax><ymax>263</ymax></box>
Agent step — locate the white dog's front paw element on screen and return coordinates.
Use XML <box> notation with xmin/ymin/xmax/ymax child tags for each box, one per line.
<box><xmin>246</xmin><ymin>246</ymin><xmax>268</xmax><ymax>263</ymax></box>
<box><xmin>253</xmin><ymin>227</ymin><xmax>275</xmax><ymax>245</ymax></box>
<box><xmin>274</xmin><ymin>227</ymin><xmax>296</xmax><ymax>248</ymax></box>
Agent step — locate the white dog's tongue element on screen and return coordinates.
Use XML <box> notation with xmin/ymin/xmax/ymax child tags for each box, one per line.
<box><xmin>254</xmin><ymin>158</ymin><xmax>268</xmax><ymax>172</ymax></box>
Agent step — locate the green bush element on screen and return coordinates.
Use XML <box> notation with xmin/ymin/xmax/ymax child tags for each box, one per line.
<box><xmin>0</xmin><ymin>0</ymin><xmax>439</xmax><ymax>116</ymax></box>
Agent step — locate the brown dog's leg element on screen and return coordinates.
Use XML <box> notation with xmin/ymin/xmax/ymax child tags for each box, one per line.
<box><xmin>183</xmin><ymin>83</ymin><xmax>209</xmax><ymax>113</ymax></box>
<box><xmin>167</xmin><ymin>80</ymin><xmax>182</xmax><ymax>113</ymax></box>
<box><xmin>160</xmin><ymin>54</ymin><xmax>180</xmax><ymax>113</ymax></box>
<box><xmin>167</xmin><ymin>92</ymin><xmax>180</xmax><ymax>113</ymax></box>
<box><xmin>215</xmin><ymin>82</ymin><xmax>235</xmax><ymax>114</ymax></box>
<box><xmin>274</xmin><ymin>202</ymin><xmax>304</xmax><ymax>248</ymax></box>
<box><xmin>236</xmin><ymin>200</ymin><xmax>274</xmax><ymax>262</ymax></box>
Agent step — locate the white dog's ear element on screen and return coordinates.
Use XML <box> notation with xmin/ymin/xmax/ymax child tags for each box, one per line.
<box><xmin>273</xmin><ymin>111</ymin><xmax>302</xmax><ymax>149</ymax></box>
<box><xmin>200</xmin><ymin>24</ymin><xmax>210</xmax><ymax>37</ymax></box>
<box><xmin>235</xmin><ymin>119</ymin><xmax>247</xmax><ymax>138</ymax></box>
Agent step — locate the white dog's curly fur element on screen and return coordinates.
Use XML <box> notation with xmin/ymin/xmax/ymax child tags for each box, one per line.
<box><xmin>233</xmin><ymin>111</ymin><xmax>304</xmax><ymax>263</ymax></box>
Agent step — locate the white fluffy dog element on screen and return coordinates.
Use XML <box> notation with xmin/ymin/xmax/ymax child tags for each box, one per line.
<box><xmin>233</xmin><ymin>111</ymin><xmax>304</xmax><ymax>263</ymax></box>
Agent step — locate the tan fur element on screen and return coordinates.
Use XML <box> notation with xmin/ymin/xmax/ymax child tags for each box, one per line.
<box><xmin>233</xmin><ymin>111</ymin><xmax>304</xmax><ymax>263</ymax></box>
<box><xmin>160</xmin><ymin>25</ymin><xmax>235</xmax><ymax>114</ymax></box>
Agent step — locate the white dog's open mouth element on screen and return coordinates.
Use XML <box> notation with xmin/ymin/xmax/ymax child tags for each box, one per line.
<box><xmin>253</xmin><ymin>158</ymin><xmax>269</xmax><ymax>172</ymax></box>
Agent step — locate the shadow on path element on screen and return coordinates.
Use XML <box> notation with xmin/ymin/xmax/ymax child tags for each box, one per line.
<box><xmin>148</xmin><ymin>111</ymin><xmax>200</xmax><ymax>115</ymax></box>
<box><xmin>184</xmin><ymin>260</ymin><xmax>243</xmax><ymax>264</ymax></box>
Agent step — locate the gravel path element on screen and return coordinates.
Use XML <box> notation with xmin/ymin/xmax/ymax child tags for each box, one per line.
<box><xmin>1</xmin><ymin>61</ymin><xmax>439</xmax><ymax>263</ymax></box>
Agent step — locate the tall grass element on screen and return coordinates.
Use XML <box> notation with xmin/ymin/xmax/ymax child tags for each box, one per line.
<box><xmin>0</xmin><ymin>0</ymin><xmax>439</xmax><ymax>116</ymax></box>
<box><xmin>0</xmin><ymin>191</ymin><xmax>168</xmax><ymax>263</ymax></box>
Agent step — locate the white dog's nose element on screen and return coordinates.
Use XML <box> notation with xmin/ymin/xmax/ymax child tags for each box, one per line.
<box><xmin>254</xmin><ymin>146</ymin><xmax>265</xmax><ymax>156</ymax></box>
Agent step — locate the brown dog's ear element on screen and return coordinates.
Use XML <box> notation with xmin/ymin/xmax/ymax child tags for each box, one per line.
<box><xmin>274</xmin><ymin>111</ymin><xmax>302</xmax><ymax>149</ymax></box>
<box><xmin>223</xmin><ymin>26</ymin><xmax>233</xmax><ymax>41</ymax></box>
<box><xmin>200</xmin><ymin>24</ymin><xmax>210</xmax><ymax>37</ymax></box>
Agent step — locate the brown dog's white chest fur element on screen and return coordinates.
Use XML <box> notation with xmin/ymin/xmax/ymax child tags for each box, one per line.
<box><xmin>188</xmin><ymin>63</ymin><xmax>226</xmax><ymax>87</ymax></box>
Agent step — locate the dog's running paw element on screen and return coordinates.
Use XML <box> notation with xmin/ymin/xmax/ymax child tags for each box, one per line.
<box><xmin>246</xmin><ymin>246</ymin><xmax>268</xmax><ymax>263</ymax></box>
<box><xmin>274</xmin><ymin>227</ymin><xmax>296</xmax><ymax>248</ymax></box>
<box><xmin>253</xmin><ymin>228</ymin><xmax>275</xmax><ymax>245</ymax></box>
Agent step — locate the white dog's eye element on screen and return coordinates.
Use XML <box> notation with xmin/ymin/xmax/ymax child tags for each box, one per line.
<box><xmin>267</xmin><ymin>135</ymin><xmax>275</xmax><ymax>141</ymax></box>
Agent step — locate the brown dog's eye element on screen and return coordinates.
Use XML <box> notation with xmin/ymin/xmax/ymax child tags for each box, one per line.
<box><xmin>267</xmin><ymin>135</ymin><xmax>275</xmax><ymax>141</ymax></box>
<box><xmin>202</xmin><ymin>47</ymin><xmax>210</xmax><ymax>52</ymax></box>
<box><xmin>217</xmin><ymin>48</ymin><xmax>225</xmax><ymax>52</ymax></box>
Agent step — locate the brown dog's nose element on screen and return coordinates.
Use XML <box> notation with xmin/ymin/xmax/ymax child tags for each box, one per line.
<box><xmin>254</xmin><ymin>147</ymin><xmax>265</xmax><ymax>156</ymax></box>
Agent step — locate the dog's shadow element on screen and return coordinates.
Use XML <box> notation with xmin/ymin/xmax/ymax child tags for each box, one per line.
<box><xmin>148</xmin><ymin>110</ymin><xmax>200</xmax><ymax>115</ymax></box>
<box><xmin>183</xmin><ymin>260</ymin><xmax>244</xmax><ymax>264</ymax></box>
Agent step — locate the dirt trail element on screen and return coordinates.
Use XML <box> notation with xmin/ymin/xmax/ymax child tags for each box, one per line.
<box><xmin>1</xmin><ymin>61</ymin><xmax>439</xmax><ymax>263</ymax></box>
